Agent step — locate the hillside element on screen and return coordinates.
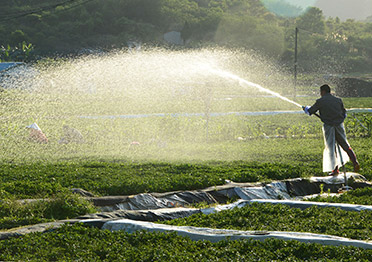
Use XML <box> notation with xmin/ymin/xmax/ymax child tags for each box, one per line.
<box><xmin>1</xmin><ymin>0</ymin><xmax>372</xmax><ymax>73</ymax></box>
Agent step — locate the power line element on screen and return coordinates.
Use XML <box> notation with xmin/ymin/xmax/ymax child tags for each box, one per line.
<box><xmin>54</xmin><ymin>0</ymin><xmax>96</xmax><ymax>14</ymax></box>
<box><xmin>0</xmin><ymin>0</ymin><xmax>75</xmax><ymax>20</ymax></box>
<box><xmin>0</xmin><ymin>1</ymin><xmax>70</xmax><ymax>17</ymax></box>
<box><xmin>0</xmin><ymin>0</ymin><xmax>95</xmax><ymax>22</ymax></box>
<box><xmin>297</xmin><ymin>27</ymin><xmax>324</xmax><ymax>37</ymax></box>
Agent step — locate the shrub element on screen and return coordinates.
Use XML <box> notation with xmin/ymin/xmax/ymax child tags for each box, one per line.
<box><xmin>0</xmin><ymin>191</ymin><xmax>96</xmax><ymax>230</ymax></box>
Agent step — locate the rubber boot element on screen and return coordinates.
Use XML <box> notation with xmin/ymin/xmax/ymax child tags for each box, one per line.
<box><xmin>329</xmin><ymin>166</ymin><xmax>339</xmax><ymax>176</ymax></box>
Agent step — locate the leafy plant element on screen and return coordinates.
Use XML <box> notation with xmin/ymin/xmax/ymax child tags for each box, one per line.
<box><xmin>1</xmin><ymin>223</ymin><xmax>372</xmax><ymax>261</ymax></box>
<box><xmin>163</xmin><ymin>202</ymin><xmax>372</xmax><ymax>240</ymax></box>
<box><xmin>308</xmin><ymin>187</ymin><xmax>372</xmax><ymax>206</ymax></box>
<box><xmin>0</xmin><ymin>161</ymin><xmax>319</xmax><ymax>199</ymax></box>
<box><xmin>0</xmin><ymin>191</ymin><xmax>96</xmax><ymax>230</ymax></box>
<box><xmin>0</xmin><ymin>41</ymin><xmax>35</xmax><ymax>62</ymax></box>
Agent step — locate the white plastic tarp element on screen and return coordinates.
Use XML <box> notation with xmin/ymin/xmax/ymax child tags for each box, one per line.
<box><xmin>310</xmin><ymin>172</ymin><xmax>366</xmax><ymax>184</ymax></box>
<box><xmin>201</xmin><ymin>199</ymin><xmax>247</xmax><ymax>215</ymax></box>
<box><xmin>201</xmin><ymin>198</ymin><xmax>372</xmax><ymax>215</ymax></box>
<box><xmin>249</xmin><ymin>199</ymin><xmax>372</xmax><ymax>212</ymax></box>
<box><xmin>98</xmin><ymin>218</ymin><xmax>372</xmax><ymax>249</ymax></box>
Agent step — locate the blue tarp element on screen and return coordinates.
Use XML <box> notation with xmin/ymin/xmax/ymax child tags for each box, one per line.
<box><xmin>0</xmin><ymin>62</ymin><xmax>23</xmax><ymax>72</ymax></box>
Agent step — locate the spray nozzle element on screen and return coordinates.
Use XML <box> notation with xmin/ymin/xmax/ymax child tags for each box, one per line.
<box><xmin>302</xmin><ymin>106</ymin><xmax>311</xmax><ymax>116</ymax></box>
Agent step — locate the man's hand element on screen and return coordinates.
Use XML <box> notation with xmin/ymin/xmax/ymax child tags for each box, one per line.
<box><xmin>302</xmin><ymin>106</ymin><xmax>311</xmax><ymax>116</ymax></box>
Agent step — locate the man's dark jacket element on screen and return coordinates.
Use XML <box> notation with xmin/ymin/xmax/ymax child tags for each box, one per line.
<box><xmin>308</xmin><ymin>93</ymin><xmax>346</xmax><ymax>126</ymax></box>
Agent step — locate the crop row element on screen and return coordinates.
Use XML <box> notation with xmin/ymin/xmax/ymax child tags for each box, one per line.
<box><xmin>3</xmin><ymin>186</ymin><xmax>372</xmax><ymax>231</ymax></box>
<box><xmin>1</xmin><ymin>223</ymin><xmax>371</xmax><ymax>261</ymax></box>
<box><xmin>309</xmin><ymin>187</ymin><xmax>372</xmax><ymax>206</ymax></box>
<box><xmin>164</xmin><ymin>202</ymin><xmax>372</xmax><ymax>241</ymax></box>
<box><xmin>1</xmin><ymin>158</ymin><xmax>372</xmax><ymax>200</ymax></box>
<box><xmin>0</xmin><ymin>161</ymin><xmax>318</xmax><ymax>199</ymax></box>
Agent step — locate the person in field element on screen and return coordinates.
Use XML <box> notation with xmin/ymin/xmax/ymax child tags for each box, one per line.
<box><xmin>303</xmin><ymin>84</ymin><xmax>360</xmax><ymax>175</ymax></box>
<box><xmin>26</xmin><ymin>123</ymin><xmax>48</xmax><ymax>144</ymax></box>
<box><xmin>59</xmin><ymin>125</ymin><xmax>84</xmax><ymax>144</ymax></box>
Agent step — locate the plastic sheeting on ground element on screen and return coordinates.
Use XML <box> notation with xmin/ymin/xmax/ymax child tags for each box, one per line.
<box><xmin>97</xmin><ymin>218</ymin><xmax>372</xmax><ymax>249</ymax></box>
<box><xmin>80</xmin><ymin>197</ymin><xmax>372</xmax><ymax>225</ymax></box>
<box><xmin>116</xmin><ymin>193</ymin><xmax>176</xmax><ymax>210</ymax></box>
<box><xmin>200</xmin><ymin>199</ymin><xmax>372</xmax><ymax>215</ymax></box>
<box><xmin>249</xmin><ymin>199</ymin><xmax>372</xmax><ymax>212</ymax></box>
<box><xmin>94</xmin><ymin>191</ymin><xmax>218</xmax><ymax>212</ymax></box>
<box><xmin>310</xmin><ymin>172</ymin><xmax>366</xmax><ymax>184</ymax></box>
<box><xmin>78</xmin><ymin>207</ymin><xmax>200</xmax><ymax>223</ymax></box>
<box><xmin>4</xmin><ymin>178</ymin><xmax>372</xmax><ymax>242</ymax></box>
<box><xmin>234</xmin><ymin>181</ymin><xmax>291</xmax><ymax>200</ymax></box>
<box><xmin>201</xmin><ymin>199</ymin><xmax>247</xmax><ymax>215</ymax></box>
<box><xmin>91</xmin><ymin>181</ymin><xmax>296</xmax><ymax>212</ymax></box>
<box><xmin>88</xmin><ymin>176</ymin><xmax>372</xmax><ymax>212</ymax></box>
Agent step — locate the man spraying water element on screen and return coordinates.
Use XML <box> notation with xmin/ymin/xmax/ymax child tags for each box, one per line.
<box><xmin>303</xmin><ymin>84</ymin><xmax>360</xmax><ymax>175</ymax></box>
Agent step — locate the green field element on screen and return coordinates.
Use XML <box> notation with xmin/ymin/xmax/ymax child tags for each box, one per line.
<box><xmin>1</xmin><ymin>87</ymin><xmax>372</xmax><ymax>260</ymax></box>
<box><xmin>1</xmin><ymin>224</ymin><xmax>372</xmax><ymax>261</ymax></box>
<box><xmin>2</xmin><ymin>1</ymin><xmax>372</xmax><ymax>259</ymax></box>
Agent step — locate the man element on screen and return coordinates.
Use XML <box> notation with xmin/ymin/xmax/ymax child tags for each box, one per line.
<box><xmin>303</xmin><ymin>84</ymin><xmax>360</xmax><ymax>175</ymax></box>
<box><xmin>59</xmin><ymin>125</ymin><xmax>84</xmax><ymax>144</ymax></box>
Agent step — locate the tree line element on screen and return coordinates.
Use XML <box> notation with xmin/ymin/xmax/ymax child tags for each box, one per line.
<box><xmin>1</xmin><ymin>0</ymin><xmax>372</xmax><ymax>73</ymax></box>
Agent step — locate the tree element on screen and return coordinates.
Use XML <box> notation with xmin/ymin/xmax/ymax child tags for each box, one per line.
<box><xmin>296</xmin><ymin>7</ymin><xmax>325</xmax><ymax>34</ymax></box>
<box><xmin>214</xmin><ymin>15</ymin><xmax>284</xmax><ymax>57</ymax></box>
<box><xmin>10</xmin><ymin>30</ymin><xmax>28</xmax><ymax>46</ymax></box>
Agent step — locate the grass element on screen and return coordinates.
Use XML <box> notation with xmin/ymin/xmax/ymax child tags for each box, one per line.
<box><xmin>1</xmin><ymin>223</ymin><xmax>372</xmax><ymax>261</ymax></box>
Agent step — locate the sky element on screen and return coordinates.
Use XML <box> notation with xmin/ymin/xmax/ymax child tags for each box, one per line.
<box><xmin>284</xmin><ymin>0</ymin><xmax>317</xmax><ymax>9</ymax></box>
<box><xmin>314</xmin><ymin>0</ymin><xmax>372</xmax><ymax>21</ymax></box>
<box><xmin>270</xmin><ymin>0</ymin><xmax>372</xmax><ymax>20</ymax></box>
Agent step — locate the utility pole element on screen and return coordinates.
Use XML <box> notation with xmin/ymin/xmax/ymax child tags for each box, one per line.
<box><xmin>294</xmin><ymin>27</ymin><xmax>298</xmax><ymax>100</ymax></box>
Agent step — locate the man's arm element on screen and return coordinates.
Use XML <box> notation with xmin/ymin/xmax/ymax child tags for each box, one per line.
<box><xmin>307</xmin><ymin>100</ymin><xmax>320</xmax><ymax>115</ymax></box>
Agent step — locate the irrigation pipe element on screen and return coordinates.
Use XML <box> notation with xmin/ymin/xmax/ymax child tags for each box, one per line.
<box><xmin>351</xmin><ymin>113</ymin><xmax>369</xmax><ymax>132</ymax></box>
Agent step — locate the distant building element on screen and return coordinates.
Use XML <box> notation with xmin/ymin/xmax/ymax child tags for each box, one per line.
<box><xmin>163</xmin><ymin>31</ymin><xmax>184</xmax><ymax>45</ymax></box>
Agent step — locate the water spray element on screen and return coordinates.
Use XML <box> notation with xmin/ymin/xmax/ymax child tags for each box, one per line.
<box><xmin>210</xmin><ymin>69</ymin><xmax>302</xmax><ymax>109</ymax></box>
<box><xmin>1</xmin><ymin>48</ymin><xmax>310</xmax><ymax>162</ymax></box>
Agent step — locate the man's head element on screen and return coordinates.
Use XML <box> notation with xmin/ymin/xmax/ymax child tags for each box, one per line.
<box><xmin>320</xmin><ymin>84</ymin><xmax>331</xmax><ymax>96</ymax></box>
